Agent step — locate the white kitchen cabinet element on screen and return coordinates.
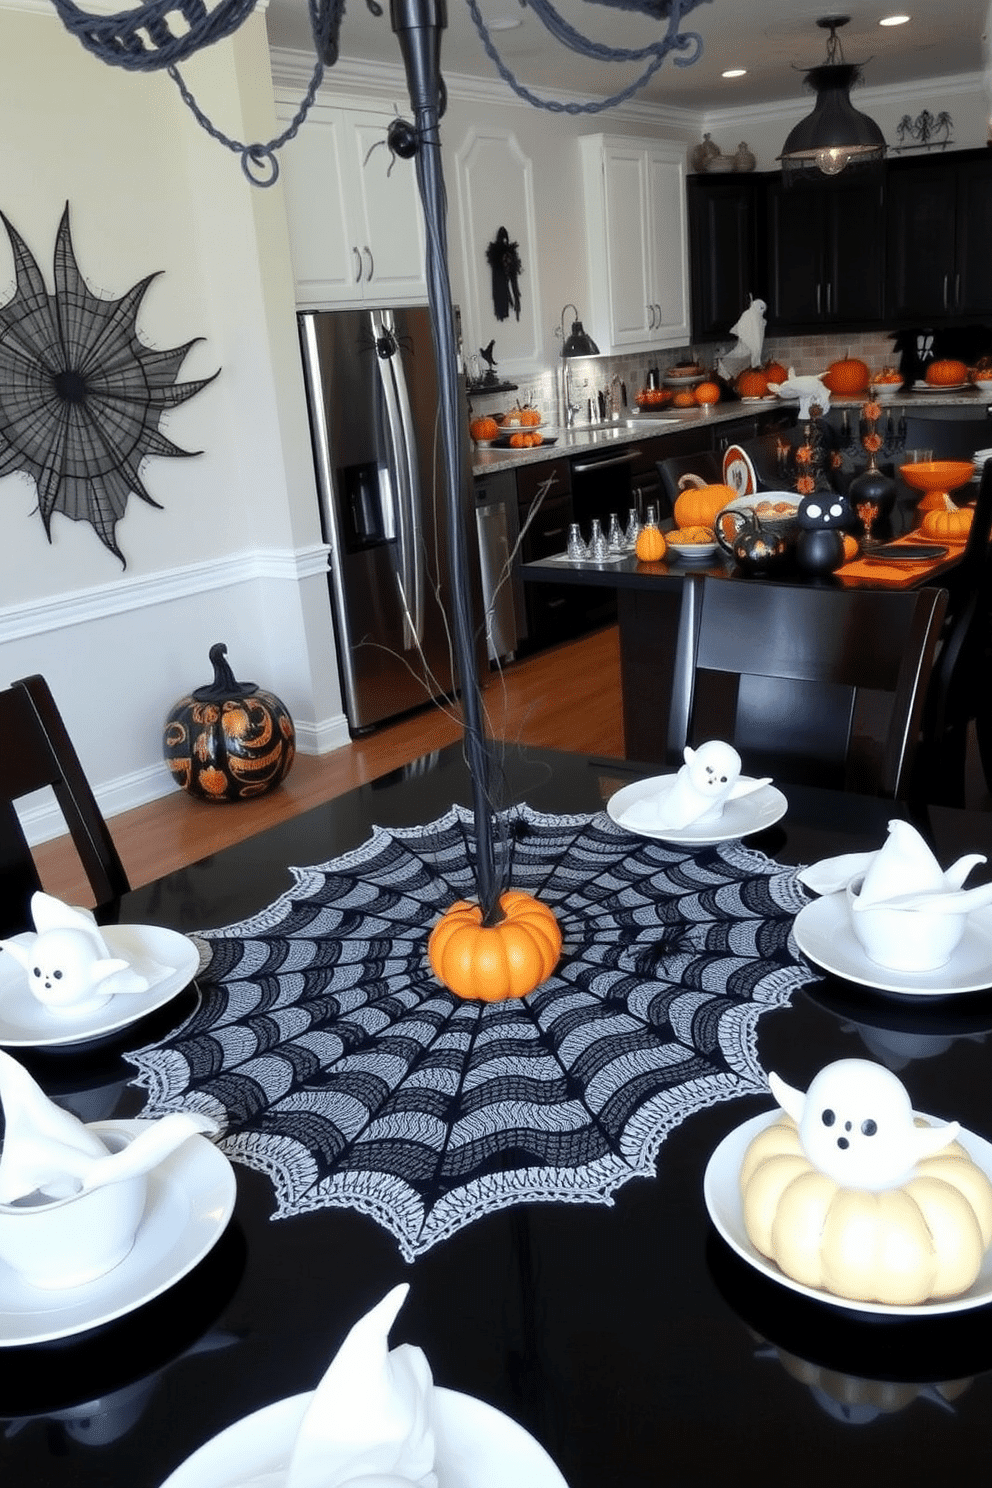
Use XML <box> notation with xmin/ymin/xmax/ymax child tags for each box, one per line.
<box><xmin>277</xmin><ymin>99</ymin><xmax>427</xmax><ymax>307</ymax></box>
<box><xmin>579</xmin><ymin>135</ymin><xmax>690</xmax><ymax>353</ymax></box>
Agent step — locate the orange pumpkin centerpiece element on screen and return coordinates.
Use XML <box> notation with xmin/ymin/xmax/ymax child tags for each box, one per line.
<box><xmin>673</xmin><ymin>478</ymin><xmax>736</xmax><ymax>530</ymax></box>
<box><xmin>428</xmin><ymin>890</ymin><xmax>562</xmax><ymax>1001</ymax></box>
<box><xmin>469</xmin><ymin>416</ymin><xmax>499</xmax><ymax>442</ymax></box>
<box><xmin>763</xmin><ymin>360</ymin><xmax>788</xmax><ymax>386</ymax></box>
<box><xmin>925</xmin><ymin>359</ymin><xmax>969</xmax><ymax>386</ymax></box>
<box><xmin>822</xmin><ymin>357</ymin><xmax>870</xmax><ymax>395</ymax></box>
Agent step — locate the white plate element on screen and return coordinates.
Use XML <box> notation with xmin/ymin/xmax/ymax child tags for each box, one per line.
<box><xmin>160</xmin><ymin>1385</ymin><xmax>569</xmax><ymax>1488</ymax></box>
<box><xmin>0</xmin><ymin>1121</ymin><xmax>235</xmax><ymax>1346</ymax></box>
<box><xmin>913</xmin><ymin>380</ymin><xmax>969</xmax><ymax>392</ymax></box>
<box><xmin>722</xmin><ymin>444</ymin><xmax>757</xmax><ymax>497</ymax></box>
<box><xmin>666</xmin><ymin>540</ymin><xmax>719</xmax><ymax>562</ymax></box>
<box><xmin>740</xmin><ymin>396</ymin><xmax>777</xmax><ymax>404</ymax></box>
<box><xmin>793</xmin><ymin>891</ymin><xmax>992</xmax><ymax>995</ymax></box>
<box><xmin>607</xmin><ymin>773</ymin><xmax>787</xmax><ymax>845</ymax></box>
<box><xmin>704</xmin><ymin>1110</ymin><xmax>992</xmax><ymax>1316</ymax></box>
<box><xmin>0</xmin><ymin>925</ymin><xmax>200</xmax><ymax>1047</ymax></box>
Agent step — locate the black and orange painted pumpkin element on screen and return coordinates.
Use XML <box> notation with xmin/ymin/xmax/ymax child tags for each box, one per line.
<box><xmin>164</xmin><ymin>643</ymin><xmax>295</xmax><ymax>801</ymax></box>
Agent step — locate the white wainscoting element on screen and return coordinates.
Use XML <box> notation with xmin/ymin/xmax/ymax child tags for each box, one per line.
<box><xmin>3</xmin><ymin>542</ymin><xmax>353</xmax><ymax>844</ymax></box>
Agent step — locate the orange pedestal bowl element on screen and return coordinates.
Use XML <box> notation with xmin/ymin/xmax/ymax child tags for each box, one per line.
<box><xmin>899</xmin><ymin>460</ymin><xmax>975</xmax><ymax>506</ymax></box>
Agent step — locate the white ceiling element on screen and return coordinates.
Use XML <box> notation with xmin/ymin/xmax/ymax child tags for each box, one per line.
<box><xmin>265</xmin><ymin>0</ymin><xmax>992</xmax><ymax>112</ymax></box>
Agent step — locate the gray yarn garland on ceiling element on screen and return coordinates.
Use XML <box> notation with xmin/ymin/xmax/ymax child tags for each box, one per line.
<box><xmin>51</xmin><ymin>0</ymin><xmax>378</xmax><ymax>185</ymax></box>
<box><xmin>466</xmin><ymin>0</ymin><xmax>710</xmax><ymax>114</ymax></box>
<box><xmin>52</xmin><ymin>0</ymin><xmax>710</xmax><ymax>179</ymax></box>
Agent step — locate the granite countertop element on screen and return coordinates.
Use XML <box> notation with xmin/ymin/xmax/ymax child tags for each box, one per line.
<box><xmin>471</xmin><ymin>403</ymin><xmax>777</xmax><ymax>477</ymax></box>
<box><xmin>471</xmin><ymin>388</ymin><xmax>992</xmax><ymax>478</ymax></box>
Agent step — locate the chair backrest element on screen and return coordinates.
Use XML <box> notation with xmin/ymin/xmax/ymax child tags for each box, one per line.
<box><xmin>666</xmin><ymin>579</ymin><xmax>948</xmax><ymax>798</ymax></box>
<box><xmin>0</xmin><ymin>675</ymin><xmax>129</xmax><ymax>935</ymax></box>
<box><xmin>656</xmin><ymin>451</ymin><xmax>723</xmax><ymax>523</ymax></box>
<box><xmin>901</xmin><ymin>415</ymin><xmax>992</xmax><ymax>462</ymax></box>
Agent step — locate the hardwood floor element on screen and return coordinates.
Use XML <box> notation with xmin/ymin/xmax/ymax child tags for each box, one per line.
<box><xmin>33</xmin><ymin>626</ymin><xmax>624</xmax><ymax>905</ymax></box>
<box><xmin>29</xmin><ymin>619</ymin><xmax>992</xmax><ymax>908</ymax></box>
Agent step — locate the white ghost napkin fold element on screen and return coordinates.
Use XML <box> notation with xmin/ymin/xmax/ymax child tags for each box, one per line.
<box><xmin>798</xmin><ymin>820</ymin><xmax>987</xmax><ymax>908</ymax></box>
<box><xmin>617</xmin><ymin>741</ymin><xmax>771</xmax><ymax>832</ymax></box>
<box><xmin>0</xmin><ymin>1048</ymin><xmax>216</xmax><ymax>1203</ymax></box>
<box><xmin>0</xmin><ymin>892</ymin><xmax>173</xmax><ymax>1013</ymax></box>
<box><xmin>276</xmin><ymin>1283</ymin><xmax>436</xmax><ymax>1488</ymax></box>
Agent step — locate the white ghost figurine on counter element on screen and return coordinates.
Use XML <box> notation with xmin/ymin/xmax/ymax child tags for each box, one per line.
<box><xmin>618</xmin><ymin>741</ymin><xmax>771</xmax><ymax>832</ymax></box>
<box><xmin>769</xmin><ymin>1059</ymin><xmax>960</xmax><ymax>1191</ymax></box>
<box><xmin>765</xmin><ymin>366</ymin><xmax>832</xmax><ymax>419</ymax></box>
<box><xmin>717</xmin><ymin>297</ymin><xmax>766</xmax><ymax>382</ymax></box>
<box><xmin>0</xmin><ymin>893</ymin><xmax>159</xmax><ymax>1016</ymax></box>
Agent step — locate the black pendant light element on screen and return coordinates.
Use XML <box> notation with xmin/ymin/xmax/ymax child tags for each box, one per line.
<box><xmin>778</xmin><ymin>16</ymin><xmax>886</xmax><ymax>184</ymax></box>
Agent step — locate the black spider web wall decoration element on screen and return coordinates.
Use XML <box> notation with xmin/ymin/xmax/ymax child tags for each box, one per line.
<box><xmin>0</xmin><ymin>204</ymin><xmax>219</xmax><ymax>565</ymax></box>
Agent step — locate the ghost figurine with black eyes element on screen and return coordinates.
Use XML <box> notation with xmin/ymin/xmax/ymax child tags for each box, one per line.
<box><xmin>617</xmin><ymin>740</ymin><xmax>770</xmax><ymax>832</ymax></box>
<box><xmin>795</xmin><ymin>492</ymin><xmax>851</xmax><ymax>575</ymax></box>
<box><xmin>738</xmin><ymin>1058</ymin><xmax>992</xmax><ymax>1305</ymax></box>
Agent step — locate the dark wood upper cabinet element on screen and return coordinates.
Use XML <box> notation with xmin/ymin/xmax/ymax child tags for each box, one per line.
<box><xmin>687</xmin><ymin>174</ymin><xmax>765</xmax><ymax>340</ymax></box>
<box><xmin>766</xmin><ymin>174</ymin><xmax>885</xmax><ymax>330</ymax></box>
<box><xmin>689</xmin><ymin>151</ymin><xmax>992</xmax><ymax>338</ymax></box>
<box><xmin>887</xmin><ymin>151</ymin><xmax>992</xmax><ymax>322</ymax></box>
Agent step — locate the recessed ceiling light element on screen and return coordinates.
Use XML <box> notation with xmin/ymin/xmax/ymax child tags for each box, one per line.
<box><xmin>722</xmin><ymin>68</ymin><xmax>747</xmax><ymax>78</ymax></box>
<box><xmin>879</xmin><ymin>14</ymin><xmax>911</xmax><ymax>25</ymax></box>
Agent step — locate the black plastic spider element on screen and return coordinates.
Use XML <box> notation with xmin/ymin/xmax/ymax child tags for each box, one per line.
<box><xmin>358</xmin><ymin>320</ymin><xmax>414</xmax><ymax>361</ymax></box>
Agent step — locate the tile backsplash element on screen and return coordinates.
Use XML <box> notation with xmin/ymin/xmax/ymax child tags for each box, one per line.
<box><xmin>467</xmin><ymin>332</ymin><xmax>900</xmax><ymax>424</ymax></box>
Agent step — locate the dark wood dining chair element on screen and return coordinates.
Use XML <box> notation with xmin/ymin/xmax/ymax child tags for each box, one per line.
<box><xmin>917</xmin><ymin>458</ymin><xmax>992</xmax><ymax>804</ymax></box>
<box><xmin>666</xmin><ymin>578</ymin><xmax>948</xmax><ymax>798</ymax></box>
<box><xmin>0</xmin><ymin>674</ymin><xmax>129</xmax><ymax>935</ymax></box>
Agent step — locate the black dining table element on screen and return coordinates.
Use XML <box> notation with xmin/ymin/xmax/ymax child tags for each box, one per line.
<box><xmin>4</xmin><ymin>741</ymin><xmax>992</xmax><ymax>1488</ymax></box>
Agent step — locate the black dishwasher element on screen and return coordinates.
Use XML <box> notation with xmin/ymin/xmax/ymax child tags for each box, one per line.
<box><xmin>516</xmin><ymin>456</ymin><xmax>617</xmax><ymax>652</ymax></box>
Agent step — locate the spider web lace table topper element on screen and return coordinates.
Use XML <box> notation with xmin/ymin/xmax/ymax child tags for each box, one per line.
<box><xmin>128</xmin><ymin>806</ymin><xmax>816</xmax><ymax>1261</ymax></box>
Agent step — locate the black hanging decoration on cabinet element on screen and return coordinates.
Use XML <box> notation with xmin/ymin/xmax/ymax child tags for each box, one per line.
<box><xmin>485</xmin><ymin>226</ymin><xmax>523</xmax><ymax>322</ymax></box>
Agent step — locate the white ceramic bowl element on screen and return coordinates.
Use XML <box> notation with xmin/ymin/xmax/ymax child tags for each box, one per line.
<box><xmin>972</xmin><ymin>379</ymin><xmax>992</xmax><ymax>395</ymax></box>
<box><xmin>870</xmin><ymin>383</ymin><xmax>903</xmax><ymax>402</ymax></box>
<box><xmin>666</xmin><ymin>539</ymin><xmax>718</xmax><ymax>562</ymax></box>
<box><xmin>0</xmin><ymin>1128</ymin><xmax>146</xmax><ymax>1289</ymax></box>
<box><xmin>846</xmin><ymin>876</ymin><xmax>968</xmax><ymax>973</ymax></box>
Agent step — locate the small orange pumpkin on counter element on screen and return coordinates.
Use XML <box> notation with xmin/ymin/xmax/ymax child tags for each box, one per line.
<box><xmin>763</xmin><ymin>359</ymin><xmax>788</xmax><ymax>386</ymax></box>
<box><xmin>672</xmin><ymin>389</ymin><xmax>697</xmax><ymax>408</ymax></box>
<box><xmin>919</xmin><ymin>505</ymin><xmax>973</xmax><ymax>541</ymax></box>
<box><xmin>673</xmin><ymin>478</ymin><xmax>736</xmax><ymax>530</ymax></box>
<box><xmin>736</xmin><ymin>368</ymin><xmax>769</xmax><ymax>399</ymax></box>
<box><xmin>469</xmin><ymin>416</ymin><xmax>499</xmax><ymax>442</ymax></box>
<box><xmin>635</xmin><ymin>524</ymin><xmax>667</xmax><ymax>561</ymax></box>
<box><xmin>428</xmin><ymin>890</ymin><xmax>562</xmax><ymax>1001</ymax></box>
<box><xmin>822</xmin><ymin>357</ymin><xmax>870</xmax><ymax>395</ymax></box>
<box><xmin>693</xmin><ymin>380</ymin><xmax>722</xmax><ymax>405</ymax></box>
<box><xmin>925</xmin><ymin>358</ymin><xmax>969</xmax><ymax>386</ymax></box>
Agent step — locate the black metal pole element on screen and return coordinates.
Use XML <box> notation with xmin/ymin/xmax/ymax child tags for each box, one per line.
<box><xmin>390</xmin><ymin>0</ymin><xmax>502</xmax><ymax>923</ymax></box>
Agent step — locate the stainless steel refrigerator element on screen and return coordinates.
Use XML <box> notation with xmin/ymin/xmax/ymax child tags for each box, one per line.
<box><xmin>299</xmin><ymin>306</ymin><xmax>478</xmax><ymax>734</ymax></box>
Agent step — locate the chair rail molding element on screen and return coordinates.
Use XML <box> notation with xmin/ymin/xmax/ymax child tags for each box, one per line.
<box><xmin>0</xmin><ymin>543</ymin><xmax>331</xmax><ymax>645</ymax></box>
